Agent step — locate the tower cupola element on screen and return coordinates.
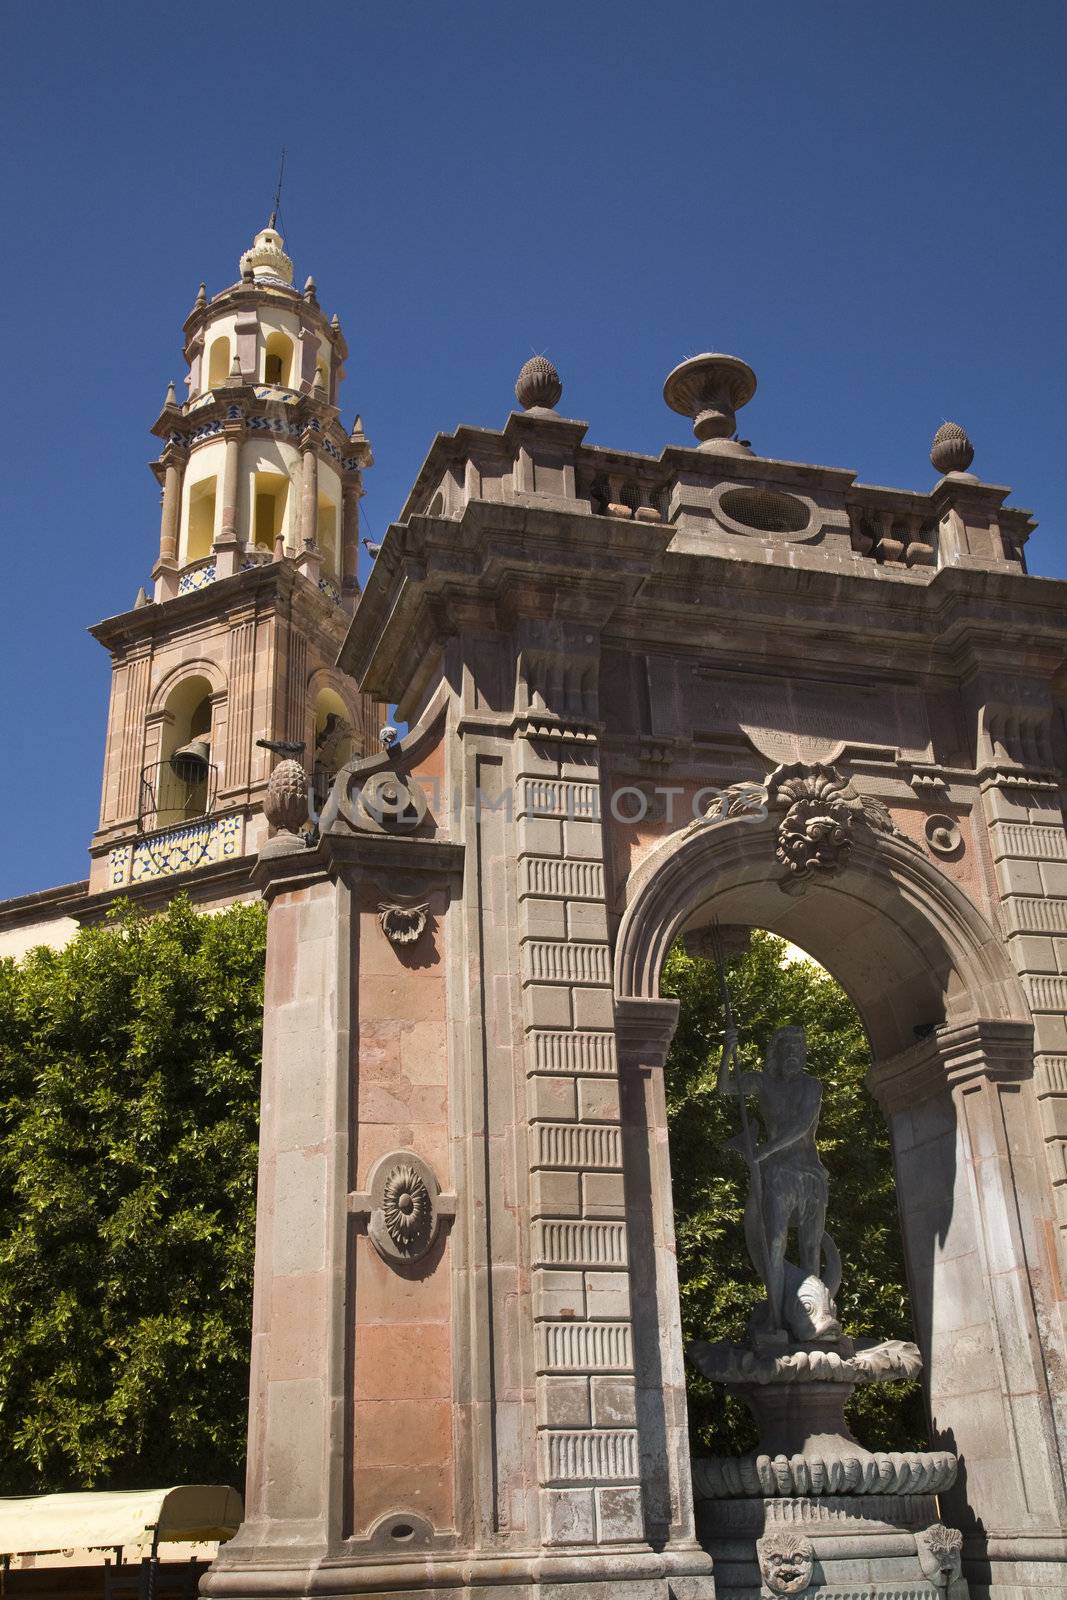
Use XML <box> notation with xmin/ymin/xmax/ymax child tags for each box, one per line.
<box><xmin>145</xmin><ymin>221</ymin><xmax>370</xmax><ymax>607</ymax></box>
<box><xmin>239</xmin><ymin>222</ymin><xmax>294</xmax><ymax>286</ymax></box>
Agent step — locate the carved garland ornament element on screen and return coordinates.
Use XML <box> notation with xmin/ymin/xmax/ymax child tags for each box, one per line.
<box><xmin>692</xmin><ymin>1445</ymin><xmax>957</xmax><ymax>1500</ymax></box>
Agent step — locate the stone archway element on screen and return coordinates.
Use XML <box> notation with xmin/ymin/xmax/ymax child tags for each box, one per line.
<box><xmin>613</xmin><ymin>808</ymin><xmax>1067</xmax><ymax>1592</ymax></box>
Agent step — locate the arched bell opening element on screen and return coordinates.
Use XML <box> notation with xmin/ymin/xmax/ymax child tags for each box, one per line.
<box><xmin>612</xmin><ymin>812</ymin><xmax>1045</xmax><ymax>1558</ymax></box>
<box><xmin>263</xmin><ymin>331</ymin><xmax>294</xmax><ymax>388</ymax></box>
<box><xmin>311</xmin><ymin>687</ymin><xmax>359</xmax><ymax>813</ymax></box>
<box><xmin>206</xmin><ymin>335</ymin><xmax>231</xmax><ymax>390</ymax></box>
<box><xmin>149</xmin><ymin>674</ymin><xmax>216</xmax><ymax>828</ymax></box>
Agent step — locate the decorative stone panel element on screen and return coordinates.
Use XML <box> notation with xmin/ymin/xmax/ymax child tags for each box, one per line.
<box><xmin>979</xmin><ymin>767</ymin><xmax>1067</xmax><ymax>1257</ymax></box>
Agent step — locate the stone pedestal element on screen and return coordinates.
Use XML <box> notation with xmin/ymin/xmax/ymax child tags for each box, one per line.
<box><xmin>689</xmin><ymin>1338</ymin><xmax>964</xmax><ymax>1599</ymax></box>
<box><xmin>698</xmin><ymin>1494</ymin><xmax>967</xmax><ymax>1600</ymax></box>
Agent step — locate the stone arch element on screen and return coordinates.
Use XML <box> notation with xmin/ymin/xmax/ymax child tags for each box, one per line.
<box><xmin>149</xmin><ymin>655</ymin><xmax>227</xmax><ymax>717</ymax></box>
<box><xmin>307</xmin><ymin>666</ymin><xmax>368</xmax><ymax>807</ymax></box>
<box><xmin>615</xmin><ymin>810</ymin><xmax>1028</xmax><ymax>1057</ymax></box>
<box><xmin>610</xmin><ymin>810</ymin><xmax>1067</xmax><ymax>1564</ymax></box>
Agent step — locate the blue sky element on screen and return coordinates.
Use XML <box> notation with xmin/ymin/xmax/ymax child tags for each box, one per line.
<box><xmin>1</xmin><ymin>1</ymin><xmax>1064</xmax><ymax>900</ymax></box>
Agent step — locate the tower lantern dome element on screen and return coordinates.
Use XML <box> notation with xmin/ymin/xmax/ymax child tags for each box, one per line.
<box><xmin>239</xmin><ymin>221</ymin><xmax>294</xmax><ymax>286</ymax></box>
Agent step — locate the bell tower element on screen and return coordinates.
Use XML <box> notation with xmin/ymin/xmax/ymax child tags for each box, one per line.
<box><xmin>87</xmin><ymin>222</ymin><xmax>383</xmax><ymax>897</ymax></box>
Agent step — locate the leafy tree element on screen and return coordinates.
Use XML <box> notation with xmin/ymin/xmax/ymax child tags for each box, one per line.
<box><xmin>663</xmin><ymin>930</ymin><xmax>926</xmax><ymax>1458</ymax></box>
<box><xmin>0</xmin><ymin>896</ymin><xmax>265</xmax><ymax>1493</ymax></box>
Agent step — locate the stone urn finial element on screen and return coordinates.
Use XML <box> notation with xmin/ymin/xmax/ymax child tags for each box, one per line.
<box><xmin>663</xmin><ymin>352</ymin><xmax>757</xmax><ymax>454</ymax></box>
<box><xmin>515</xmin><ymin>355</ymin><xmax>562</xmax><ymax>412</ymax></box>
<box><xmin>262</xmin><ymin>758</ymin><xmax>309</xmax><ymax>855</ymax></box>
<box><xmin>930</xmin><ymin>420</ymin><xmax>975</xmax><ymax>477</ymax></box>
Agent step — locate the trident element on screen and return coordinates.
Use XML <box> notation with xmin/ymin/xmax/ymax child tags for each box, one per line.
<box><xmin>709</xmin><ymin>919</ymin><xmax>772</xmax><ymax>1293</ymax></box>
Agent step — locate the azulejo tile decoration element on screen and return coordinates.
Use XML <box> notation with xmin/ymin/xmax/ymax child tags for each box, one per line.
<box><xmin>178</xmin><ymin>562</ymin><xmax>217</xmax><ymax>594</ymax></box>
<box><xmin>108</xmin><ymin>813</ymin><xmax>244</xmax><ymax>885</ymax></box>
<box><xmin>189</xmin><ymin>418</ymin><xmax>224</xmax><ymax>443</ymax></box>
<box><xmin>108</xmin><ymin>843</ymin><xmax>133</xmax><ymax>887</ymax></box>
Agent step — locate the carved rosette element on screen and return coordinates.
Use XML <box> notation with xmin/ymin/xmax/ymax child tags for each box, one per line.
<box><xmin>757</xmin><ymin>1527</ymin><xmax>815</xmax><ymax>1597</ymax></box>
<box><xmin>381</xmin><ymin>1163</ymin><xmax>433</xmax><ymax>1253</ymax></box>
<box><xmin>353</xmin><ymin>1150</ymin><xmax>456</xmax><ymax>1268</ymax></box>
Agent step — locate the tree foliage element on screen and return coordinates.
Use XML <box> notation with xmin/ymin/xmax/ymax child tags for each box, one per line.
<box><xmin>662</xmin><ymin>930</ymin><xmax>926</xmax><ymax>1457</ymax></box>
<box><xmin>0</xmin><ymin>896</ymin><xmax>265</xmax><ymax>1493</ymax></box>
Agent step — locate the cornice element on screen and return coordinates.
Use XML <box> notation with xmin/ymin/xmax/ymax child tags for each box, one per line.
<box><xmin>342</xmin><ymin>496</ymin><xmax>1067</xmax><ymax>704</ymax></box>
<box><xmin>152</xmin><ymin>385</ymin><xmax>354</xmax><ymax>465</ymax></box>
<box><xmin>89</xmin><ymin>559</ymin><xmax>348</xmax><ymax>654</ymax></box>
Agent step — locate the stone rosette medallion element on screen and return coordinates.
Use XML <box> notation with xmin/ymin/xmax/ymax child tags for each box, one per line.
<box><xmin>351</xmin><ymin>1150</ymin><xmax>456</xmax><ymax>1268</ymax></box>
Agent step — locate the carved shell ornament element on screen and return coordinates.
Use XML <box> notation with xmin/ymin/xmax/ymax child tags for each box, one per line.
<box><xmin>378</xmin><ymin>901</ymin><xmax>429</xmax><ymax>945</ymax></box>
<box><xmin>765</xmin><ymin>761</ymin><xmax>910</xmax><ymax>881</ymax></box>
<box><xmin>381</xmin><ymin>1164</ymin><xmax>433</xmax><ymax>1254</ymax></box>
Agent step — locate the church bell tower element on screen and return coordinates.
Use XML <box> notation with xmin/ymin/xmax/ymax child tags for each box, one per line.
<box><xmin>88</xmin><ymin>222</ymin><xmax>383</xmax><ymax>896</ymax></box>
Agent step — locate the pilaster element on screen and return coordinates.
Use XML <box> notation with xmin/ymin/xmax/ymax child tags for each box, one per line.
<box><xmin>870</xmin><ymin>1020</ymin><xmax>1067</xmax><ymax>1595</ymax></box>
<box><xmin>514</xmin><ymin>742</ymin><xmax>646</xmax><ymax>1548</ymax></box>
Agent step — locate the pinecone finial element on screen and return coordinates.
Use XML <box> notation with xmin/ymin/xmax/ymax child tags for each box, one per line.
<box><xmin>515</xmin><ymin>355</ymin><xmax>562</xmax><ymax>412</ymax></box>
<box><xmin>930</xmin><ymin>420</ymin><xmax>975</xmax><ymax>477</ymax></box>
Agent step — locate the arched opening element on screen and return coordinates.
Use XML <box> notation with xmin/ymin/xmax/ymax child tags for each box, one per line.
<box><xmin>253</xmin><ymin>471</ymin><xmax>289</xmax><ymax>550</ymax></box>
<box><xmin>207</xmin><ymin>336</ymin><xmax>231</xmax><ymax>389</ymax></box>
<box><xmin>263</xmin><ymin>331</ymin><xmax>294</xmax><ymax>387</ymax></box>
<box><xmin>186</xmin><ymin>476</ymin><xmax>217</xmax><ymax>563</ymax></box>
<box><xmin>613</xmin><ymin>810</ymin><xmax>1042</xmax><ymax>1559</ymax></box>
<box><xmin>312</xmin><ymin>688</ymin><xmax>358</xmax><ymax>811</ymax></box>
<box><xmin>662</xmin><ymin>927</ymin><xmax>924</xmax><ymax>1463</ymax></box>
<box><xmin>154</xmin><ymin>675</ymin><xmax>215</xmax><ymax>827</ymax></box>
<box><xmin>317</xmin><ymin>496</ymin><xmax>338</xmax><ymax>577</ymax></box>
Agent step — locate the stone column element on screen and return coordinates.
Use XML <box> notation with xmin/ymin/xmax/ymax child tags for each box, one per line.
<box><xmin>869</xmin><ymin>1019</ymin><xmax>1067</xmax><ymax>1599</ymax></box>
<box><xmin>152</xmin><ymin>446</ymin><xmax>185</xmax><ymax>601</ymax></box>
<box><xmin>214</xmin><ymin>426</ymin><xmax>244</xmax><ymax>578</ymax></box>
<box><xmin>297</xmin><ymin>437</ymin><xmax>321</xmax><ymax>584</ymax></box>
<box><xmin>341</xmin><ymin>477</ymin><xmax>361</xmax><ymax>603</ymax></box>
<box><xmin>615</xmin><ymin>996</ymin><xmax>705</xmax><ymax>1553</ymax></box>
